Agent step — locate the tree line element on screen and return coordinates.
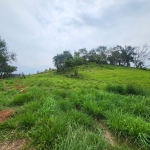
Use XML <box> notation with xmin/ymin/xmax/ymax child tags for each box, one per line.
<box><xmin>53</xmin><ymin>45</ymin><xmax>150</xmax><ymax>71</ymax></box>
<box><xmin>0</xmin><ymin>37</ymin><xmax>17</xmax><ymax>78</ymax></box>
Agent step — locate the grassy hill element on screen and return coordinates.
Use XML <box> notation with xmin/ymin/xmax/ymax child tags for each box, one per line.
<box><xmin>0</xmin><ymin>63</ymin><xmax>150</xmax><ymax>150</ymax></box>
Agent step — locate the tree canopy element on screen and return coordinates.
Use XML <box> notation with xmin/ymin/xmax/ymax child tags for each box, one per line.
<box><xmin>0</xmin><ymin>37</ymin><xmax>17</xmax><ymax>78</ymax></box>
<box><xmin>53</xmin><ymin>44</ymin><xmax>150</xmax><ymax>71</ymax></box>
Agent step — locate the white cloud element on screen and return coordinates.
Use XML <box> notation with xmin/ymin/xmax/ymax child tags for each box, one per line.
<box><xmin>0</xmin><ymin>0</ymin><xmax>150</xmax><ymax>73</ymax></box>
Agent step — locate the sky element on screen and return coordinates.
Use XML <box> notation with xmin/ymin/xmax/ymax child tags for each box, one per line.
<box><xmin>0</xmin><ymin>0</ymin><xmax>150</xmax><ymax>74</ymax></box>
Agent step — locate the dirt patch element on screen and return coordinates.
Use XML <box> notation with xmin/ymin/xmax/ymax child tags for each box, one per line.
<box><xmin>0</xmin><ymin>109</ymin><xmax>15</xmax><ymax>124</ymax></box>
<box><xmin>0</xmin><ymin>139</ymin><xmax>27</xmax><ymax>150</ymax></box>
<box><xmin>98</xmin><ymin>122</ymin><xmax>117</xmax><ymax>147</ymax></box>
<box><xmin>14</xmin><ymin>86</ymin><xmax>26</xmax><ymax>90</ymax></box>
<box><xmin>14</xmin><ymin>86</ymin><xmax>27</xmax><ymax>93</ymax></box>
<box><xmin>4</xmin><ymin>87</ymin><xmax>11</xmax><ymax>91</ymax></box>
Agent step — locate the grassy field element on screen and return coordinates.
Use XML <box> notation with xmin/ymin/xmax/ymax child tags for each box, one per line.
<box><xmin>0</xmin><ymin>63</ymin><xmax>150</xmax><ymax>150</ymax></box>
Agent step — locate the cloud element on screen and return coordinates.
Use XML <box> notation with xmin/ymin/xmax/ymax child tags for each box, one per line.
<box><xmin>0</xmin><ymin>0</ymin><xmax>150</xmax><ymax>73</ymax></box>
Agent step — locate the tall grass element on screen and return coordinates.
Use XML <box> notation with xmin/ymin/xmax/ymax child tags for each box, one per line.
<box><xmin>82</xmin><ymin>100</ymin><xmax>105</xmax><ymax>119</ymax></box>
<box><xmin>105</xmin><ymin>83</ymin><xmax>147</xmax><ymax>96</ymax></box>
<box><xmin>54</xmin><ymin>125</ymin><xmax>109</xmax><ymax>150</ymax></box>
<box><xmin>106</xmin><ymin>111</ymin><xmax>150</xmax><ymax>148</ymax></box>
<box><xmin>1</xmin><ymin>64</ymin><xmax>150</xmax><ymax>149</ymax></box>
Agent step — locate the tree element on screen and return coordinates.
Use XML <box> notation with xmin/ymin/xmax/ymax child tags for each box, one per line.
<box><xmin>95</xmin><ymin>46</ymin><xmax>107</xmax><ymax>64</ymax></box>
<box><xmin>4</xmin><ymin>65</ymin><xmax>17</xmax><ymax>77</ymax></box>
<box><xmin>107</xmin><ymin>50</ymin><xmax>121</xmax><ymax>65</ymax></box>
<box><xmin>107</xmin><ymin>45</ymin><xmax>135</xmax><ymax>66</ymax></box>
<box><xmin>53</xmin><ymin>51</ymin><xmax>74</xmax><ymax>71</ymax></box>
<box><xmin>62</xmin><ymin>51</ymin><xmax>74</xmax><ymax>68</ymax></box>
<box><xmin>121</xmin><ymin>46</ymin><xmax>135</xmax><ymax>67</ymax></box>
<box><xmin>78</xmin><ymin>48</ymin><xmax>88</xmax><ymax>63</ymax></box>
<box><xmin>74</xmin><ymin>51</ymin><xmax>84</xmax><ymax>65</ymax></box>
<box><xmin>53</xmin><ymin>54</ymin><xmax>64</xmax><ymax>71</ymax></box>
<box><xmin>0</xmin><ymin>37</ymin><xmax>17</xmax><ymax>78</ymax></box>
<box><xmin>88</xmin><ymin>49</ymin><xmax>97</xmax><ymax>62</ymax></box>
<box><xmin>133</xmin><ymin>44</ymin><xmax>150</xmax><ymax>68</ymax></box>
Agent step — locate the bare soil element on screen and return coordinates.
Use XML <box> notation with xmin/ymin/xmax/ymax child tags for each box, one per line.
<box><xmin>98</xmin><ymin>122</ymin><xmax>117</xmax><ymax>147</ymax></box>
<box><xmin>0</xmin><ymin>139</ymin><xmax>27</xmax><ymax>150</ymax></box>
<box><xmin>0</xmin><ymin>109</ymin><xmax>15</xmax><ymax>124</ymax></box>
<box><xmin>14</xmin><ymin>86</ymin><xmax>27</xmax><ymax>93</ymax></box>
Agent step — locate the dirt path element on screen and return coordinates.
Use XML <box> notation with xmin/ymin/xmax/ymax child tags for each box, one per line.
<box><xmin>98</xmin><ymin>122</ymin><xmax>118</xmax><ymax>147</ymax></box>
<box><xmin>0</xmin><ymin>109</ymin><xmax>15</xmax><ymax>124</ymax></box>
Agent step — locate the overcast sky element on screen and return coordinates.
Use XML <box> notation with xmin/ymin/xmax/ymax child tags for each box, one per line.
<box><xmin>0</xmin><ymin>0</ymin><xmax>150</xmax><ymax>74</ymax></box>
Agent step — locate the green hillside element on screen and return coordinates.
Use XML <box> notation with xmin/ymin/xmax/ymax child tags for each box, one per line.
<box><xmin>0</xmin><ymin>63</ymin><xmax>150</xmax><ymax>150</ymax></box>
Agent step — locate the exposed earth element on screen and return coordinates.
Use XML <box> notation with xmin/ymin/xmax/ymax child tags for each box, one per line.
<box><xmin>0</xmin><ymin>109</ymin><xmax>15</xmax><ymax>124</ymax></box>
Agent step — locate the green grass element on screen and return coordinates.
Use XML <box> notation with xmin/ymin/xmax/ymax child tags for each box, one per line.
<box><xmin>0</xmin><ymin>63</ymin><xmax>150</xmax><ymax>149</ymax></box>
<box><xmin>105</xmin><ymin>83</ymin><xmax>147</xmax><ymax>96</ymax></box>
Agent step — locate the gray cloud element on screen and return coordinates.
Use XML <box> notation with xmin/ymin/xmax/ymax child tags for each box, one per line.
<box><xmin>0</xmin><ymin>0</ymin><xmax>150</xmax><ymax>73</ymax></box>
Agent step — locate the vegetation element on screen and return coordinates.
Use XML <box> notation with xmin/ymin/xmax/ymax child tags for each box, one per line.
<box><xmin>53</xmin><ymin>45</ymin><xmax>150</xmax><ymax>72</ymax></box>
<box><xmin>0</xmin><ymin>63</ymin><xmax>150</xmax><ymax>149</ymax></box>
<box><xmin>0</xmin><ymin>37</ymin><xmax>17</xmax><ymax>78</ymax></box>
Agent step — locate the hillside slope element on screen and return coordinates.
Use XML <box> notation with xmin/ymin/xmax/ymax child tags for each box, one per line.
<box><xmin>0</xmin><ymin>64</ymin><xmax>150</xmax><ymax>150</ymax></box>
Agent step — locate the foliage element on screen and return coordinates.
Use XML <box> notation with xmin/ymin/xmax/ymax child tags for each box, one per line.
<box><xmin>53</xmin><ymin>44</ymin><xmax>150</xmax><ymax>72</ymax></box>
<box><xmin>53</xmin><ymin>51</ymin><xmax>74</xmax><ymax>71</ymax></box>
<box><xmin>133</xmin><ymin>44</ymin><xmax>150</xmax><ymax>68</ymax></box>
<box><xmin>0</xmin><ymin>37</ymin><xmax>17</xmax><ymax>78</ymax></box>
